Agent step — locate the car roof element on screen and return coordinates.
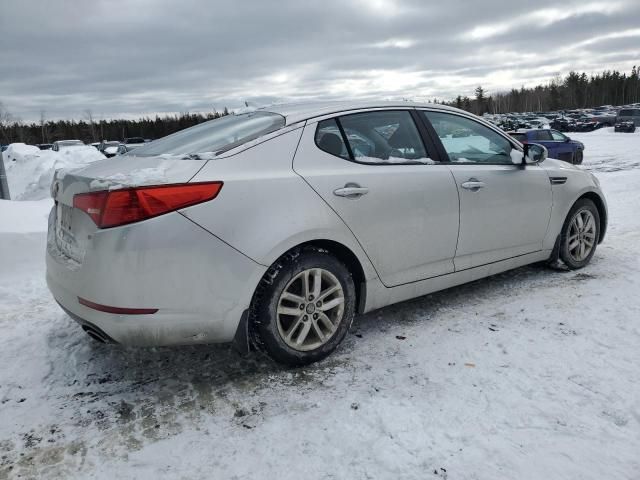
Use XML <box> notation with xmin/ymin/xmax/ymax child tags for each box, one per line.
<box><xmin>257</xmin><ymin>100</ymin><xmax>462</xmax><ymax>125</ymax></box>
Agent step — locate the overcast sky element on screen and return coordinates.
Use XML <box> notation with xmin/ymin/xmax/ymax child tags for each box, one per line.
<box><xmin>2</xmin><ymin>0</ymin><xmax>640</xmax><ymax>121</ymax></box>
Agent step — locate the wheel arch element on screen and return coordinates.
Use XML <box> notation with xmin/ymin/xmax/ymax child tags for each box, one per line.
<box><xmin>578</xmin><ymin>192</ymin><xmax>607</xmax><ymax>243</ymax></box>
<box><xmin>292</xmin><ymin>240</ymin><xmax>367</xmax><ymax>314</ymax></box>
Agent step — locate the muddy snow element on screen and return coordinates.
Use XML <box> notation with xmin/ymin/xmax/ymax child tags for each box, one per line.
<box><xmin>1</xmin><ymin>128</ymin><xmax>639</xmax><ymax>479</ymax></box>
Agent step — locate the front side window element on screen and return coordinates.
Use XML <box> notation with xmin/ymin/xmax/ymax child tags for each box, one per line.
<box><xmin>315</xmin><ymin>110</ymin><xmax>432</xmax><ymax>164</ymax></box>
<box><xmin>129</xmin><ymin>111</ymin><xmax>285</xmax><ymax>158</ymax></box>
<box><xmin>422</xmin><ymin>111</ymin><xmax>515</xmax><ymax>164</ymax></box>
<box><xmin>551</xmin><ymin>130</ymin><xmax>567</xmax><ymax>141</ymax></box>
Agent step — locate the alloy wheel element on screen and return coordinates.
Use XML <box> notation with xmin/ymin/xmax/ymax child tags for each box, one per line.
<box><xmin>276</xmin><ymin>268</ymin><xmax>345</xmax><ymax>352</ymax></box>
<box><xmin>567</xmin><ymin>209</ymin><xmax>597</xmax><ymax>262</ymax></box>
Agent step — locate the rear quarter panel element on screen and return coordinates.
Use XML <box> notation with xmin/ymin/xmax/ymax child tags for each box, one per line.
<box><xmin>182</xmin><ymin>127</ymin><xmax>378</xmax><ymax>281</ymax></box>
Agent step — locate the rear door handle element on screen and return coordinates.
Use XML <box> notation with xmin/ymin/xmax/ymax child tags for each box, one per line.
<box><xmin>461</xmin><ymin>178</ymin><xmax>486</xmax><ymax>191</ymax></box>
<box><xmin>333</xmin><ymin>183</ymin><xmax>369</xmax><ymax>198</ymax></box>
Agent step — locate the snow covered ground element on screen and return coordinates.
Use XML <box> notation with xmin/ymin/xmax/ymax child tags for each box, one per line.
<box><xmin>1</xmin><ymin>129</ymin><xmax>639</xmax><ymax>479</ymax></box>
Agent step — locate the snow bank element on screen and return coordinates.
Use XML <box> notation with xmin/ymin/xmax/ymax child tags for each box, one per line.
<box><xmin>0</xmin><ymin>199</ymin><xmax>51</xmax><ymax>233</ymax></box>
<box><xmin>3</xmin><ymin>143</ymin><xmax>105</xmax><ymax>200</ymax></box>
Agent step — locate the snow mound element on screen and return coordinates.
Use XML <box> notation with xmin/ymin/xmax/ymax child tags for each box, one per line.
<box><xmin>3</xmin><ymin>143</ymin><xmax>105</xmax><ymax>200</ymax></box>
<box><xmin>0</xmin><ymin>199</ymin><xmax>51</xmax><ymax>233</ymax></box>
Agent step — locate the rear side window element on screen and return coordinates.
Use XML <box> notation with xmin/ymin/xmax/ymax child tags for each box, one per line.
<box><xmin>315</xmin><ymin>111</ymin><xmax>432</xmax><ymax>164</ymax></box>
<box><xmin>315</xmin><ymin>119</ymin><xmax>350</xmax><ymax>159</ymax></box>
<box><xmin>534</xmin><ymin>130</ymin><xmax>553</xmax><ymax>141</ymax></box>
<box><xmin>129</xmin><ymin>112</ymin><xmax>285</xmax><ymax>157</ymax></box>
<box><xmin>346</xmin><ymin>111</ymin><xmax>432</xmax><ymax>164</ymax></box>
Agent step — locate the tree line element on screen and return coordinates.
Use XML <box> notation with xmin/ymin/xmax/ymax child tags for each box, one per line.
<box><xmin>447</xmin><ymin>66</ymin><xmax>640</xmax><ymax>115</ymax></box>
<box><xmin>2</xmin><ymin>66</ymin><xmax>640</xmax><ymax>145</ymax></box>
<box><xmin>0</xmin><ymin>107</ymin><xmax>230</xmax><ymax>146</ymax></box>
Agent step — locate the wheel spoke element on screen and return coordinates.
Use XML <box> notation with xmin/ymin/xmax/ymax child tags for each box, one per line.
<box><xmin>295</xmin><ymin>321</ymin><xmax>312</xmax><ymax>346</ymax></box>
<box><xmin>280</xmin><ymin>292</ymin><xmax>305</xmax><ymax>306</ymax></box>
<box><xmin>584</xmin><ymin>216</ymin><xmax>595</xmax><ymax>233</ymax></box>
<box><xmin>318</xmin><ymin>284</ymin><xmax>340</xmax><ymax>302</ymax></box>
<box><xmin>277</xmin><ymin>306</ymin><xmax>303</xmax><ymax>317</ymax></box>
<box><xmin>583</xmin><ymin>231</ymin><xmax>596</xmax><ymax>240</ymax></box>
<box><xmin>317</xmin><ymin>312</ymin><xmax>335</xmax><ymax>333</ymax></box>
<box><xmin>584</xmin><ymin>238</ymin><xmax>594</xmax><ymax>248</ymax></box>
<box><xmin>302</xmin><ymin>270</ymin><xmax>311</xmax><ymax>298</ymax></box>
<box><xmin>285</xmin><ymin>316</ymin><xmax>304</xmax><ymax>341</ymax></box>
<box><xmin>311</xmin><ymin>320</ymin><xmax>326</xmax><ymax>342</ymax></box>
<box><xmin>319</xmin><ymin>296</ymin><xmax>344</xmax><ymax>312</ymax></box>
<box><xmin>312</xmin><ymin>269</ymin><xmax>322</xmax><ymax>299</ymax></box>
<box><xmin>576</xmin><ymin>214</ymin><xmax>584</xmax><ymax>230</ymax></box>
<box><xmin>579</xmin><ymin>241</ymin><xmax>586</xmax><ymax>259</ymax></box>
<box><xmin>568</xmin><ymin>239</ymin><xmax>580</xmax><ymax>251</ymax></box>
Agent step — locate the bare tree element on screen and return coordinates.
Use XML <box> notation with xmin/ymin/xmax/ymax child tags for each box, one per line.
<box><xmin>40</xmin><ymin>109</ymin><xmax>48</xmax><ymax>144</ymax></box>
<box><xmin>84</xmin><ymin>109</ymin><xmax>97</xmax><ymax>142</ymax></box>
<box><xmin>0</xmin><ymin>102</ymin><xmax>13</xmax><ymax>144</ymax></box>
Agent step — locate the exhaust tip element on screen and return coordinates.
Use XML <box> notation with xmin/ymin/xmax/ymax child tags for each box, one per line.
<box><xmin>82</xmin><ymin>326</ymin><xmax>107</xmax><ymax>343</ymax></box>
<box><xmin>81</xmin><ymin>324</ymin><xmax>117</xmax><ymax>344</ymax></box>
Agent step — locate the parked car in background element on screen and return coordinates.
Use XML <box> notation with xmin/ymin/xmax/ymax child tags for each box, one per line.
<box><xmin>52</xmin><ymin>140</ymin><xmax>85</xmax><ymax>151</ymax></box>
<box><xmin>36</xmin><ymin>144</ymin><xmax>53</xmax><ymax>150</ymax></box>
<box><xmin>614</xmin><ymin>121</ymin><xmax>636</xmax><ymax>133</ymax></box>
<box><xmin>586</xmin><ymin>111</ymin><xmax>616</xmax><ymax>127</ymax></box>
<box><xmin>123</xmin><ymin>137</ymin><xmax>146</xmax><ymax>148</ymax></box>
<box><xmin>97</xmin><ymin>141</ymin><xmax>121</xmax><ymax>158</ymax></box>
<box><xmin>116</xmin><ymin>144</ymin><xmax>141</xmax><ymax>155</ymax></box>
<box><xmin>615</xmin><ymin>108</ymin><xmax>640</xmax><ymax>127</ymax></box>
<box><xmin>46</xmin><ymin>101</ymin><xmax>607</xmax><ymax>366</ymax></box>
<box><xmin>508</xmin><ymin>129</ymin><xmax>584</xmax><ymax>164</ymax></box>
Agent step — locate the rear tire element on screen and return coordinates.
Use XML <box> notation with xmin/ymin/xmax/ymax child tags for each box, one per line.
<box><xmin>559</xmin><ymin>199</ymin><xmax>600</xmax><ymax>270</ymax></box>
<box><xmin>249</xmin><ymin>247</ymin><xmax>356</xmax><ymax>366</ymax></box>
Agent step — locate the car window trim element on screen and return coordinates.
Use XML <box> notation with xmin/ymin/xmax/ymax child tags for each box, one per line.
<box><xmin>416</xmin><ymin>108</ymin><xmax>525</xmax><ymax>167</ymax></box>
<box><xmin>315</xmin><ymin>109</ymin><xmax>437</xmax><ymax>166</ymax></box>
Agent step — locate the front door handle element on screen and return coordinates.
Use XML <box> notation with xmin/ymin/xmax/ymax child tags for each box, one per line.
<box><xmin>461</xmin><ymin>178</ymin><xmax>486</xmax><ymax>191</ymax></box>
<box><xmin>333</xmin><ymin>183</ymin><xmax>369</xmax><ymax>199</ymax></box>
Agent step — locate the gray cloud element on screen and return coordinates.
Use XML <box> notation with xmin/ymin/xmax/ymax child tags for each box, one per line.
<box><xmin>2</xmin><ymin>0</ymin><xmax>639</xmax><ymax>121</ymax></box>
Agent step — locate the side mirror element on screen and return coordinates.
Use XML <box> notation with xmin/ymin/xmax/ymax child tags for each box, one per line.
<box><xmin>524</xmin><ymin>143</ymin><xmax>547</xmax><ymax>164</ymax></box>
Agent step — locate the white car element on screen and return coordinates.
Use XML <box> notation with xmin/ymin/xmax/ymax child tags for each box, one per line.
<box><xmin>46</xmin><ymin>101</ymin><xmax>607</xmax><ymax>365</ymax></box>
<box><xmin>52</xmin><ymin>140</ymin><xmax>85</xmax><ymax>151</ymax></box>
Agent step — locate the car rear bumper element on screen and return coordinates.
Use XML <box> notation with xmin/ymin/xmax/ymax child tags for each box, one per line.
<box><xmin>46</xmin><ymin>206</ymin><xmax>266</xmax><ymax>346</ymax></box>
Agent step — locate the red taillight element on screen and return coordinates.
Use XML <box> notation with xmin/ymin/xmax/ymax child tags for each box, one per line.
<box><xmin>73</xmin><ymin>182</ymin><xmax>222</xmax><ymax>228</ymax></box>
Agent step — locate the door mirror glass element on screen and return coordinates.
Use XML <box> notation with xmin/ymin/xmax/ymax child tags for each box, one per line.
<box><xmin>524</xmin><ymin>143</ymin><xmax>547</xmax><ymax>164</ymax></box>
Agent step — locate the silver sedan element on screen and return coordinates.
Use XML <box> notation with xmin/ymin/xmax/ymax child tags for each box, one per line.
<box><xmin>46</xmin><ymin>102</ymin><xmax>607</xmax><ymax>365</ymax></box>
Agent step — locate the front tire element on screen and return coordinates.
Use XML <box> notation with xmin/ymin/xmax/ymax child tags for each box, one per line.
<box><xmin>574</xmin><ymin>150</ymin><xmax>583</xmax><ymax>165</ymax></box>
<box><xmin>559</xmin><ymin>199</ymin><xmax>600</xmax><ymax>269</ymax></box>
<box><xmin>249</xmin><ymin>247</ymin><xmax>356</xmax><ymax>366</ymax></box>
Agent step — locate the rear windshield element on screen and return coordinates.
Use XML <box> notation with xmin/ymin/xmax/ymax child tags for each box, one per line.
<box><xmin>129</xmin><ymin>112</ymin><xmax>285</xmax><ymax>158</ymax></box>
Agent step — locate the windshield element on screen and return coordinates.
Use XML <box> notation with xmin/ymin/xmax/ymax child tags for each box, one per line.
<box><xmin>128</xmin><ymin>112</ymin><xmax>285</xmax><ymax>158</ymax></box>
<box><xmin>618</xmin><ymin>109</ymin><xmax>639</xmax><ymax>116</ymax></box>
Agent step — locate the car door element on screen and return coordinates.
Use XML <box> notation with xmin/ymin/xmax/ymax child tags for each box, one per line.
<box><xmin>293</xmin><ymin>109</ymin><xmax>460</xmax><ymax>287</ymax></box>
<box><xmin>546</xmin><ymin>130</ymin><xmax>574</xmax><ymax>162</ymax></box>
<box><xmin>419</xmin><ymin>110</ymin><xmax>552</xmax><ymax>270</ymax></box>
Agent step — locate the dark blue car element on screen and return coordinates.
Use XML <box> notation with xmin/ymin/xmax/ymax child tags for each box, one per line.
<box><xmin>509</xmin><ymin>129</ymin><xmax>584</xmax><ymax>164</ymax></box>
